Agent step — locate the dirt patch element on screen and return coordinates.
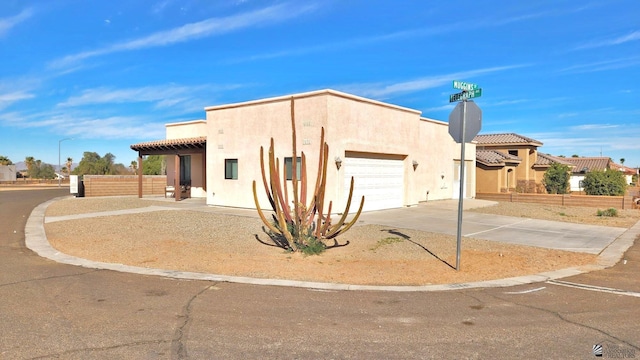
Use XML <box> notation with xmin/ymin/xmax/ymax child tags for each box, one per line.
<box><xmin>470</xmin><ymin>202</ymin><xmax>639</xmax><ymax>228</ymax></box>
<box><xmin>45</xmin><ymin>204</ymin><xmax>600</xmax><ymax>286</ymax></box>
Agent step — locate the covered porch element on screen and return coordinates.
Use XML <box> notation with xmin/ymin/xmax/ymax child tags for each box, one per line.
<box><xmin>130</xmin><ymin>136</ymin><xmax>207</xmax><ymax>201</ymax></box>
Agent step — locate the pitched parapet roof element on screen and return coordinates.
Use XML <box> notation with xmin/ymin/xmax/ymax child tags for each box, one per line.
<box><xmin>535</xmin><ymin>153</ymin><xmax>575</xmax><ymax>167</ymax></box>
<box><xmin>474</xmin><ymin>133</ymin><xmax>543</xmax><ymax>147</ymax></box>
<box><xmin>562</xmin><ymin>157</ymin><xmax>612</xmax><ymax>173</ymax></box>
<box><xmin>476</xmin><ymin>149</ymin><xmax>521</xmax><ymax>166</ymax></box>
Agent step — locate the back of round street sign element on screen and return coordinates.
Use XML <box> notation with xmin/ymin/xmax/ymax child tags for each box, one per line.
<box><xmin>448</xmin><ymin>100</ymin><xmax>482</xmax><ymax>144</ymax></box>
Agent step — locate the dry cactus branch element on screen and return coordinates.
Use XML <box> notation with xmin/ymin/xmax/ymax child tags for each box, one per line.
<box><xmin>253</xmin><ymin>97</ymin><xmax>365</xmax><ymax>253</ymax></box>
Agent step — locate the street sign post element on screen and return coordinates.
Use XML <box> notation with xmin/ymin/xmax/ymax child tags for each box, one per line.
<box><xmin>448</xmin><ymin>81</ymin><xmax>483</xmax><ymax>271</ymax></box>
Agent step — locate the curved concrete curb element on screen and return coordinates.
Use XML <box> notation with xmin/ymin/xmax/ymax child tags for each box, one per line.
<box><xmin>25</xmin><ymin>197</ymin><xmax>640</xmax><ymax>292</ymax></box>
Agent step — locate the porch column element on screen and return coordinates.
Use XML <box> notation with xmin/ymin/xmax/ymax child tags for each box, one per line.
<box><xmin>137</xmin><ymin>153</ymin><xmax>143</xmax><ymax>198</ymax></box>
<box><xmin>174</xmin><ymin>154</ymin><xmax>180</xmax><ymax>201</ymax></box>
<box><xmin>202</xmin><ymin>149</ymin><xmax>207</xmax><ymax>191</ymax></box>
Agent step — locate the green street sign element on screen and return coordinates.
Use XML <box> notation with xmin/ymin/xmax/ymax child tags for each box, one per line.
<box><xmin>449</xmin><ymin>92</ymin><xmax>464</xmax><ymax>102</ymax></box>
<box><xmin>453</xmin><ymin>80</ymin><xmax>478</xmax><ymax>91</ymax></box>
<box><xmin>449</xmin><ymin>88</ymin><xmax>482</xmax><ymax>102</ymax></box>
<box><xmin>467</xmin><ymin>88</ymin><xmax>482</xmax><ymax>98</ymax></box>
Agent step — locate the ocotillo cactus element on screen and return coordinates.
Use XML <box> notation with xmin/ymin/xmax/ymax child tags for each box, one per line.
<box><xmin>252</xmin><ymin>97</ymin><xmax>365</xmax><ymax>253</ymax></box>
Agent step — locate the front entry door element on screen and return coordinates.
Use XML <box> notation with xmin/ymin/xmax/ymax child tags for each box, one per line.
<box><xmin>180</xmin><ymin>155</ymin><xmax>191</xmax><ymax>187</ymax></box>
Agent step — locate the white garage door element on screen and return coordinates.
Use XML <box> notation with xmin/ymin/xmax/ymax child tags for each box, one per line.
<box><xmin>344</xmin><ymin>157</ymin><xmax>404</xmax><ymax>212</ymax></box>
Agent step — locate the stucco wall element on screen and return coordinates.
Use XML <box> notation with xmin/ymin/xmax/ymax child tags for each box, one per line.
<box><xmin>325</xmin><ymin>93</ymin><xmax>420</xmax><ymax>209</ymax></box>
<box><xmin>477</xmin><ymin>165</ymin><xmax>502</xmax><ymax>193</ymax></box>
<box><xmin>204</xmin><ymin>90</ymin><xmax>475</xmax><ymax>210</ymax></box>
<box><xmin>166</xmin><ymin>120</ymin><xmax>207</xmax><ymax>139</ymax></box>
<box><xmin>0</xmin><ymin>165</ymin><xmax>17</xmax><ymax>181</ymax></box>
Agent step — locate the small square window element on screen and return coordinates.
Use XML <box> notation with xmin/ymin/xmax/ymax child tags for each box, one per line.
<box><xmin>508</xmin><ymin>150</ymin><xmax>518</xmax><ymax>156</ymax></box>
<box><xmin>284</xmin><ymin>157</ymin><xmax>302</xmax><ymax>180</ymax></box>
<box><xmin>225</xmin><ymin>159</ymin><xmax>238</xmax><ymax>180</ymax></box>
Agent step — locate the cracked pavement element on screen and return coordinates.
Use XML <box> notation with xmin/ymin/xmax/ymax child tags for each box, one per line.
<box><xmin>1</xmin><ymin>189</ymin><xmax>638</xmax><ymax>359</ymax></box>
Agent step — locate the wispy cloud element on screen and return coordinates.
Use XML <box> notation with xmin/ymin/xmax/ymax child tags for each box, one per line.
<box><xmin>0</xmin><ymin>109</ymin><xmax>166</xmax><ymax>140</ymax></box>
<box><xmin>0</xmin><ymin>8</ymin><xmax>33</xmax><ymax>37</ymax></box>
<box><xmin>530</xmin><ymin>121</ymin><xmax>640</xmax><ymax>157</ymax></box>
<box><xmin>151</xmin><ymin>0</ymin><xmax>173</xmax><ymax>14</ymax></box>
<box><xmin>570</xmin><ymin>124</ymin><xmax>619</xmax><ymax>131</ymax></box>
<box><xmin>574</xmin><ymin>30</ymin><xmax>640</xmax><ymax>50</ymax></box>
<box><xmin>559</xmin><ymin>56</ymin><xmax>640</xmax><ymax>73</ymax></box>
<box><xmin>423</xmin><ymin>104</ymin><xmax>456</xmax><ymax>113</ymax></box>
<box><xmin>227</xmin><ymin>5</ymin><xmax>588</xmax><ymax>64</ymax></box>
<box><xmin>225</xmin><ymin>23</ymin><xmax>466</xmax><ymax>63</ymax></box>
<box><xmin>487</xmin><ymin>99</ymin><xmax>531</xmax><ymax>107</ymax></box>
<box><xmin>339</xmin><ymin>65</ymin><xmax>528</xmax><ymax>99</ymax></box>
<box><xmin>57</xmin><ymin>83</ymin><xmax>241</xmax><ymax>109</ymax></box>
<box><xmin>0</xmin><ymin>91</ymin><xmax>35</xmax><ymax>110</ymax></box>
<box><xmin>60</xmin><ymin>116</ymin><xmax>166</xmax><ymax>140</ymax></box>
<box><xmin>557</xmin><ymin>112</ymin><xmax>579</xmax><ymax>119</ymax></box>
<box><xmin>48</xmin><ymin>2</ymin><xmax>318</xmax><ymax>70</ymax></box>
<box><xmin>58</xmin><ymin>85</ymin><xmax>199</xmax><ymax>107</ymax></box>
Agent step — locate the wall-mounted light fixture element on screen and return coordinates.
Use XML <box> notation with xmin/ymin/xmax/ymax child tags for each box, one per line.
<box><xmin>335</xmin><ymin>156</ymin><xmax>342</xmax><ymax>170</ymax></box>
<box><xmin>412</xmin><ymin>160</ymin><xmax>419</xmax><ymax>170</ymax></box>
<box><xmin>441</xmin><ymin>172</ymin><xmax>445</xmax><ymax>180</ymax></box>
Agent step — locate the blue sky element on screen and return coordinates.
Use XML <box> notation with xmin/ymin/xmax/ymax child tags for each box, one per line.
<box><xmin>1</xmin><ymin>0</ymin><xmax>639</xmax><ymax>169</ymax></box>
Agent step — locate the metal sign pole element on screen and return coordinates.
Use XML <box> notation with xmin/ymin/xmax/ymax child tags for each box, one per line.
<box><xmin>449</xmin><ymin>80</ymin><xmax>482</xmax><ymax>271</ymax></box>
<box><xmin>456</xmin><ymin>99</ymin><xmax>467</xmax><ymax>271</ymax></box>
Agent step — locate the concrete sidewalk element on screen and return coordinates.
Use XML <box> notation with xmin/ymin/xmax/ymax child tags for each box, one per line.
<box><xmin>357</xmin><ymin>199</ymin><xmax>627</xmax><ymax>254</ymax></box>
<box><xmin>28</xmin><ymin>196</ymin><xmax>640</xmax><ymax>292</ymax></box>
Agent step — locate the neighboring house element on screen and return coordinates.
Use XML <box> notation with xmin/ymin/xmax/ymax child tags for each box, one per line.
<box><xmin>131</xmin><ymin>89</ymin><xmax>477</xmax><ymax>212</ymax></box>
<box><xmin>0</xmin><ymin>165</ymin><xmax>17</xmax><ymax>182</ymax></box>
<box><xmin>564</xmin><ymin>157</ymin><xmax>635</xmax><ymax>192</ymax></box>
<box><xmin>609</xmin><ymin>163</ymin><xmax>638</xmax><ymax>186</ymax></box>
<box><xmin>474</xmin><ymin>133</ymin><xmax>573</xmax><ymax>193</ymax></box>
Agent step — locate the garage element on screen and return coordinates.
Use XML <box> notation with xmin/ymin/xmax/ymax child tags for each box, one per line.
<box><xmin>343</xmin><ymin>155</ymin><xmax>405</xmax><ymax>212</ymax></box>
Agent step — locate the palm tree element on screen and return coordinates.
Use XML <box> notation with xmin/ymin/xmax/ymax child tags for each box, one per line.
<box><xmin>130</xmin><ymin>160</ymin><xmax>138</xmax><ymax>175</ymax></box>
<box><xmin>25</xmin><ymin>156</ymin><xmax>35</xmax><ymax>178</ymax></box>
<box><xmin>66</xmin><ymin>157</ymin><xmax>73</xmax><ymax>176</ymax></box>
<box><xmin>0</xmin><ymin>155</ymin><xmax>12</xmax><ymax>165</ymax></box>
<box><xmin>620</xmin><ymin>158</ymin><xmax>625</xmax><ymax>165</ymax></box>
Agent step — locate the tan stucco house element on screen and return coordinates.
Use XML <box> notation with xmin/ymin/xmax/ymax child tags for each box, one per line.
<box><xmin>474</xmin><ymin>133</ymin><xmax>573</xmax><ymax>193</ymax></box>
<box><xmin>132</xmin><ymin>89</ymin><xmax>476</xmax><ymax>212</ymax></box>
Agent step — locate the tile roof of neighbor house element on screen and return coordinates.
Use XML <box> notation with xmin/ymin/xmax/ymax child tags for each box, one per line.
<box><xmin>610</xmin><ymin>162</ymin><xmax>638</xmax><ymax>175</ymax></box>
<box><xmin>474</xmin><ymin>133</ymin><xmax>543</xmax><ymax>147</ymax></box>
<box><xmin>130</xmin><ymin>136</ymin><xmax>207</xmax><ymax>153</ymax></box>
<box><xmin>563</xmin><ymin>157</ymin><xmax>611</xmax><ymax>173</ymax></box>
<box><xmin>534</xmin><ymin>153</ymin><xmax>576</xmax><ymax>167</ymax></box>
<box><xmin>476</xmin><ymin>150</ymin><xmax>521</xmax><ymax>166</ymax></box>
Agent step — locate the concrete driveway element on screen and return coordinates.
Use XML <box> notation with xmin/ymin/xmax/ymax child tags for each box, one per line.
<box><xmin>357</xmin><ymin>199</ymin><xmax>627</xmax><ymax>254</ymax></box>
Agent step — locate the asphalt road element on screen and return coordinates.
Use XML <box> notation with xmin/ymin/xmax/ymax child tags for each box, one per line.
<box><xmin>1</xmin><ymin>189</ymin><xmax>638</xmax><ymax>359</ymax></box>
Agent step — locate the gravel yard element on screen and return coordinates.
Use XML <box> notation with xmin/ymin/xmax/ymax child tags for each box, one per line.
<box><xmin>43</xmin><ymin>197</ymin><xmax>638</xmax><ymax>286</ymax></box>
<box><xmin>469</xmin><ymin>201</ymin><xmax>639</xmax><ymax>228</ymax></box>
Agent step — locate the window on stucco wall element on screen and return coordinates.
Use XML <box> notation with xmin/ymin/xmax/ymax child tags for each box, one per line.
<box><xmin>508</xmin><ymin>150</ymin><xmax>518</xmax><ymax>157</ymax></box>
<box><xmin>225</xmin><ymin>159</ymin><xmax>238</xmax><ymax>180</ymax></box>
<box><xmin>284</xmin><ymin>157</ymin><xmax>302</xmax><ymax>180</ymax></box>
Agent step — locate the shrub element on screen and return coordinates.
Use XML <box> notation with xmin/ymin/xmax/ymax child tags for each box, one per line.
<box><xmin>543</xmin><ymin>163</ymin><xmax>571</xmax><ymax>194</ymax></box>
<box><xmin>370</xmin><ymin>237</ymin><xmax>404</xmax><ymax>252</ymax></box>
<box><xmin>596</xmin><ymin>208</ymin><xmax>618</xmax><ymax>217</ymax></box>
<box><xmin>582</xmin><ymin>170</ymin><xmax>627</xmax><ymax>196</ymax></box>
